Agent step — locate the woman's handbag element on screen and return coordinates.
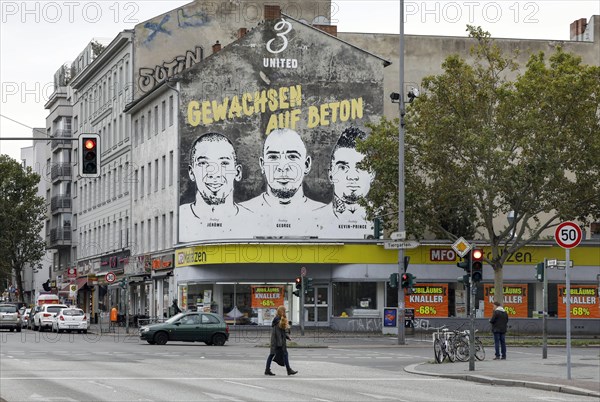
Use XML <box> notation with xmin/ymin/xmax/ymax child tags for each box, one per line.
<box><xmin>273</xmin><ymin>348</ymin><xmax>285</xmax><ymax>366</ymax></box>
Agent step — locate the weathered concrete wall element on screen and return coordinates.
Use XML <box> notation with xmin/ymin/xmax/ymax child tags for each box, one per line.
<box><xmin>134</xmin><ymin>0</ymin><xmax>332</xmax><ymax>98</ymax></box>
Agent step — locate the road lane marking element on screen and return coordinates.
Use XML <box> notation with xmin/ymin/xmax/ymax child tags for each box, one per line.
<box><xmin>223</xmin><ymin>380</ymin><xmax>265</xmax><ymax>389</ymax></box>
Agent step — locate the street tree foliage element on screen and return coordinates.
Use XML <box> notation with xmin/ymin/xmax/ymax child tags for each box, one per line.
<box><xmin>0</xmin><ymin>155</ymin><xmax>47</xmax><ymax>302</ymax></box>
<box><xmin>358</xmin><ymin>26</ymin><xmax>600</xmax><ymax>301</ymax></box>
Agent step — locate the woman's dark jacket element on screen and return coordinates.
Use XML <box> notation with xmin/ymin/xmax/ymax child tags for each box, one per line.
<box><xmin>269</xmin><ymin>316</ymin><xmax>289</xmax><ymax>354</ymax></box>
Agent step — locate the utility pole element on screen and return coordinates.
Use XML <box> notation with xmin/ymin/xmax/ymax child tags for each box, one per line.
<box><xmin>397</xmin><ymin>0</ymin><xmax>407</xmax><ymax>345</ymax></box>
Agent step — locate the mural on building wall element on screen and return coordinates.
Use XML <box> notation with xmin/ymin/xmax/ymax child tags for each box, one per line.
<box><xmin>134</xmin><ymin>1</ymin><xmax>331</xmax><ymax>97</ymax></box>
<box><xmin>178</xmin><ymin>17</ymin><xmax>386</xmax><ymax>242</ymax></box>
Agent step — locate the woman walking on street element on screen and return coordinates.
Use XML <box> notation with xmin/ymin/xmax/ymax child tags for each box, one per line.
<box><xmin>265</xmin><ymin>306</ymin><xmax>298</xmax><ymax>376</ymax></box>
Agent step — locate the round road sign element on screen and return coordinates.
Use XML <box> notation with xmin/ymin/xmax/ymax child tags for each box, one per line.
<box><xmin>554</xmin><ymin>221</ymin><xmax>583</xmax><ymax>249</ymax></box>
<box><xmin>105</xmin><ymin>271</ymin><xmax>116</xmax><ymax>283</ymax></box>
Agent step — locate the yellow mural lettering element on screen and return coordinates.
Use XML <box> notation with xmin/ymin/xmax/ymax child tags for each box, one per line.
<box><xmin>265</xmin><ymin>110</ymin><xmax>302</xmax><ymax>134</ymax></box>
<box><xmin>242</xmin><ymin>93</ymin><xmax>254</xmax><ymax>116</ymax></box>
<box><xmin>307</xmin><ymin>106</ymin><xmax>320</xmax><ymax>128</ymax></box>
<box><xmin>228</xmin><ymin>96</ymin><xmax>243</xmax><ymax>119</ymax></box>
<box><xmin>201</xmin><ymin>101</ymin><xmax>213</xmax><ymax>125</ymax></box>
<box><xmin>351</xmin><ymin>97</ymin><xmax>363</xmax><ymax>119</ymax></box>
<box><xmin>267</xmin><ymin>88</ymin><xmax>279</xmax><ymax>112</ymax></box>
<box><xmin>211</xmin><ymin>98</ymin><xmax>229</xmax><ymax>122</ymax></box>
<box><xmin>188</xmin><ymin>101</ymin><xmax>201</xmax><ymax>127</ymax></box>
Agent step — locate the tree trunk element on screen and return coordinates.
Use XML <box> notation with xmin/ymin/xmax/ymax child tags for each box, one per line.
<box><xmin>493</xmin><ymin>263</ymin><xmax>504</xmax><ymax>304</ymax></box>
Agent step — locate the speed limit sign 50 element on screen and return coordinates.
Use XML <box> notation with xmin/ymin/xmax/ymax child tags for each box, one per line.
<box><xmin>554</xmin><ymin>221</ymin><xmax>583</xmax><ymax>249</ymax></box>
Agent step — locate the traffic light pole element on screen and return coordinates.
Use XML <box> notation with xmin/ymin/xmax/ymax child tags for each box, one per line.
<box><xmin>543</xmin><ymin>258</ymin><xmax>548</xmax><ymax>359</ymax></box>
<box><xmin>300</xmin><ymin>278</ymin><xmax>305</xmax><ymax>336</ymax></box>
<box><xmin>397</xmin><ymin>0</ymin><xmax>407</xmax><ymax>346</ymax></box>
<box><xmin>469</xmin><ymin>255</ymin><xmax>476</xmax><ymax>371</ymax></box>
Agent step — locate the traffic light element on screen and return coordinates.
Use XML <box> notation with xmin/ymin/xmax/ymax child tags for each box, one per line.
<box><xmin>471</xmin><ymin>249</ymin><xmax>483</xmax><ymax>282</ymax></box>
<box><xmin>389</xmin><ymin>273</ymin><xmax>399</xmax><ymax>288</ymax></box>
<box><xmin>79</xmin><ymin>134</ymin><xmax>100</xmax><ymax>178</ymax></box>
<box><xmin>373</xmin><ymin>218</ymin><xmax>384</xmax><ymax>239</ymax></box>
<box><xmin>535</xmin><ymin>262</ymin><xmax>545</xmax><ymax>282</ymax></box>
<box><xmin>305</xmin><ymin>277</ymin><xmax>313</xmax><ymax>293</ymax></box>
<box><xmin>119</xmin><ymin>278</ymin><xmax>127</xmax><ymax>289</ymax></box>
<box><xmin>457</xmin><ymin>251</ymin><xmax>472</xmax><ymax>273</ymax></box>
<box><xmin>293</xmin><ymin>277</ymin><xmax>301</xmax><ymax>297</ymax></box>
<box><xmin>42</xmin><ymin>280</ymin><xmax>51</xmax><ymax>291</ymax></box>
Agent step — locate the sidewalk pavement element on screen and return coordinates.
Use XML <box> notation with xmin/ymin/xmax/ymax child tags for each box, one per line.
<box><xmin>404</xmin><ymin>348</ymin><xmax>600</xmax><ymax>398</ymax></box>
<box><xmin>90</xmin><ymin>324</ymin><xmax>600</xmax><ymax>398</ymax></box>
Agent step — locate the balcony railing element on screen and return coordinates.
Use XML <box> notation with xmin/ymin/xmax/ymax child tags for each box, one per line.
<box><xmin>50</xmin><ymin>163</ymin><xmax>72</xmax><ymax>181</ymax></box>
<box><xmin>49</xmin><ymin>226</ymin><xmax>72</xmax><ymax>247</ymax></box>
<box><xmin>50</xmin><ymin>194</ymin><xmax>72</xmax><ymax>212</ymax></box>
<box><xmin>51</xmin><ymin>129</ymin><xmax>72</xmax><ymax>149</ymax></box>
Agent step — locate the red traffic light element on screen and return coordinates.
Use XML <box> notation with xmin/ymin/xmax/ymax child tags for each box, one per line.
<box><xmin>472</xmin><ymin>249</ymin><xmax>483</xmax><ymax>261</ymax></box>
<box><xmin>295</xmin><ymin>277</ymin><xmax>302</xmax><ymax>290</ymax></box>
<box><xmin>84</xmin><ymin>139</ymin><xmax>96</xmax><ymax>150</ymax></box>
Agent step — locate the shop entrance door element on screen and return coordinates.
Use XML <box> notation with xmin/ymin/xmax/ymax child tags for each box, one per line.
<box><xmin>303</xmin><ymin>286</ymin><xmax>329</xmax><ymax>326</ymax></box>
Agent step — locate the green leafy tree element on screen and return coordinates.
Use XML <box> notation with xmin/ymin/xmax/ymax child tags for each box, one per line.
<box><xmin>0</xmin><ymin>155</ymin><xmax>47</xmax><ymax>303</ymax></box>
<box><xmin>358</xmin><ymin>27</ymin><xmax>600</xmax><ymax>301</ymax></box>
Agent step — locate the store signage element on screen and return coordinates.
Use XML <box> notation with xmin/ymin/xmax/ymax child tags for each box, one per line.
<box><xmin>484</xmin><ymin>284</ymin><xmax>528</xmax><ymax>318</ymax></box>
<box><xmin>251</xmin><ymin>286</ymin><xmax>284</xmax><ymax>309</ymax></box>
<box><xmin>66</xmin><ymin>267</ymin><xmax>77</xmax><ymax>278</ymax></box>
<box><xmin>557</xmin><ymin>285</ymin><xmax>599</xmax><ymax>318</ymax></box>
<box><xmin>404</xmin><ymin>284</ymin><xmax>448</xmax><ymax>317</ymax></box>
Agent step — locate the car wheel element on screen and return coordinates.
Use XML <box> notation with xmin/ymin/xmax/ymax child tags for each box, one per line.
<box><xmin>83</xmin><ymin>330</ymin><xmax>87</xmax><ymax>334</ymax></box>
<box><xmin>17</xmin><ymin>327</ymin><xmax>21</xmax><ymax>333</ymax></box>
<box><xmin>9</xmin><ymin>328</ymin><xmax>14</xmax><ymax>332</ymax></box>
<box><xmin>212</xmin><ymin>333</ymin><xmax>227</xmax><ymax>346</ymax></box>
<box><xmin>154</xmin><ymin>332</ymin><xmax>168</xmax><ymax>345</ymax></box>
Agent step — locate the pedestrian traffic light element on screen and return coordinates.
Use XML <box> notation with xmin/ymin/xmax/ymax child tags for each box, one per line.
<box><xmin>79</xmin><ymin>134</ymin><xmax>100</xmax><ymax>178</ymax></box>
<box><xmin>535</xmin><ymin>262</ymin><xmax>545</xmax><ymax>282</ymax></box>
<box><xmin>471</xmin><ymin>249</ymin><xmax>483</xmax><ymax>282</ymax></box>
<box><xmin>457</xmin><ymin>251</ymin><xmax>472</xmax><ymax>273</ymax></box>
<box><xmin>373</xmin><ymin>218</ymin><xmax>383</xmax><ymax>239</ymax></box>
<box><xmin>293</xmin><ymin>277</ymin><xmax>301</xmax><ymax>297</ymax></box>
<box><xmin>389</xmin><ymin>273</ymin><xmax>399</xmax><ymax>288</ymax></box>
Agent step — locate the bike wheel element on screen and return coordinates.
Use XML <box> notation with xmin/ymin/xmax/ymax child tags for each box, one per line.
<box><xmin>434</xmin><ymin>339</ymin><xmax>444</xmax><ymax>363</ymax></box>
<box><xmin>446</xmin><ymin>339</ymin><xmax>456</xmax><ymax>362</ymax></box>
<box><xmin>475</xmin><ymin>339</ymin><xmax>485</xmax><ymax>361</ymax></box>
<box><xmin>453</xmin><ymin>338</ymin><xmax>470</xmax><ymax>362</ymax></box>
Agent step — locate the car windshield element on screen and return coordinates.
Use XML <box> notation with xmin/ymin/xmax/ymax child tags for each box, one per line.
<box><xmin>165</xmin><ymin>313</ymin><xmax>186</xmax><ymax>324</ymax></box>
<box><xmin>62</xmin><ymin>309</ymin><xmax>84</xmax><ymax>316</ymax></box>
<box><xmin>47</xmin><ymin>306</ymin><xmax>65</xmax><ymax>313</ymax></box>
<box><xmin>0</xmin><ymin>305</ymin><xmax>17</xmax><ymax>313</ymax></box>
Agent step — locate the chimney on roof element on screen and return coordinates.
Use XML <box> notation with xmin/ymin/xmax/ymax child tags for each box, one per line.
<box><xmin>265</xmin><ymin>5</ymin><xmax>281</xmax><ymax>20</ymax></box>
<box><xmin>313</xmin><ymin>24</ymin><xmax>337</xmax><ymax>37</ymax></box>
<box><xmin>570</xmin><ymin>18</ymin><xmax>587</xmax><ymax>41</ymax></box>
<box><xmin>238</xmin><ymin>28</ymin><xmax>247</xmax><ymax>39</ymax></box>
<box><xmin>212</xmin><ymin>41</ymin><xmax>221</xmax><ymax>54</ymax></box>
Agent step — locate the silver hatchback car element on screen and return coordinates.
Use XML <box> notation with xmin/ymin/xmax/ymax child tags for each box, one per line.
<box><xmin>0</xmin><ymin>304</ymin><xmax>22</xmax><ymax>332</ymax></box>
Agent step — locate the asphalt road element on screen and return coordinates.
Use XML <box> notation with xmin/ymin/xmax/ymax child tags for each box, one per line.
<box><xmin>1</xmin><ymin>330</ymin><xmax>597</xmax><ymax>401</ymax></box>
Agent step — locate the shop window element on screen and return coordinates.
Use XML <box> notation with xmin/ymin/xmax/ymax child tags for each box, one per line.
<box><xmin>332</xmin><ymin>282</ymin><xmax>377</xmax><ymax>317</ymax></box>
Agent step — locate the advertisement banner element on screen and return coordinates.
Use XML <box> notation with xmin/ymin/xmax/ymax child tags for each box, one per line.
<box><xmin>383</xmin><ymin>308</ymin><xmax>397</xmax><ymax>327</ymax></box>
<box><xmin>404</xmin><ymin>284</ymin><xmax>449</xmax><ymax>317</ymax></box>
<box><xmin>178</xmin><ymin>17</ymin><xmax>385</xmax><ymax>243</ymax></box>
<box><xmin>484</xmin><ymin>284</ymin><xmax>528</xmax><ymax>318</ymax></box>
<box><xmin>557</xmin><ymin>285</ymin><xmax>599</xmax><ymax>318</ymax></box>
<box><xmin>251</xmin><ymin>286</ymin><xmax>284</xmax><ymax>309</ymax></box>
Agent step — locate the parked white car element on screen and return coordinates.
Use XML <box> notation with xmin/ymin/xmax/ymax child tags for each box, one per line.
<box><xmin>51</xmin><ymin>308</ymin><xmax>89</xmax><ymax>334</ymax></box>
<box><xmin>32</xmin><ymin>304</ymin><xmax>69</xmax><ymax>331</ymax></box>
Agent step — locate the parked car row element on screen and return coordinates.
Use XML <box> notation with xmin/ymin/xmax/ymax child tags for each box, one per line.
<box><xmin>0</xmin><ymin>303</ymin><xmax>89</xmax><ymax>334</ymax></box>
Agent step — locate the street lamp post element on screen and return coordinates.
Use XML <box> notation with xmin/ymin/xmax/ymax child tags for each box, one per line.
<box><xmin>397</xmin><ymin>0</ymin><xmax>406</xmax><ymax>345</ymax></box>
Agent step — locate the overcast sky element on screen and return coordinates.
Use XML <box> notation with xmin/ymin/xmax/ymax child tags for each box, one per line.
<box><xmin>1</xmin><ymin>0</ymin><xmax>599</xmax><ymax>161</ymax></box>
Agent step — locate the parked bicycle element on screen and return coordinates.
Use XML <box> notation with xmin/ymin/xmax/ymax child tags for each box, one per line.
<box><xmin>452</xmin><ymin>329</ymin><xmax>485</xmax><ymax>362</ymax></box>
<box><xmin>432</xmin><ymin>326</ymin><xmax>458</xmax><ymax>363</ymax></box>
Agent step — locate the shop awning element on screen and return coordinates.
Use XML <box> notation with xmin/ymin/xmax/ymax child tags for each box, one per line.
<box><xmin>58</xmin><ymin>277</ymin><xmax>89</xmax><ymax>294</ymax></box>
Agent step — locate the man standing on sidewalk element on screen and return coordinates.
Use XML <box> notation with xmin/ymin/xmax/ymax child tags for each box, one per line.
<box><xmin>490</xmin><ymin>301</ymin><xmax>509</xmax><ymax>360</ymax></box>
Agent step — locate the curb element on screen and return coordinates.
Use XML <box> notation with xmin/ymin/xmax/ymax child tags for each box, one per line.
<box><xmin>404</xmin><ymin>363</ymin><xmax>600</xmax><ymax>398</ymax></box>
